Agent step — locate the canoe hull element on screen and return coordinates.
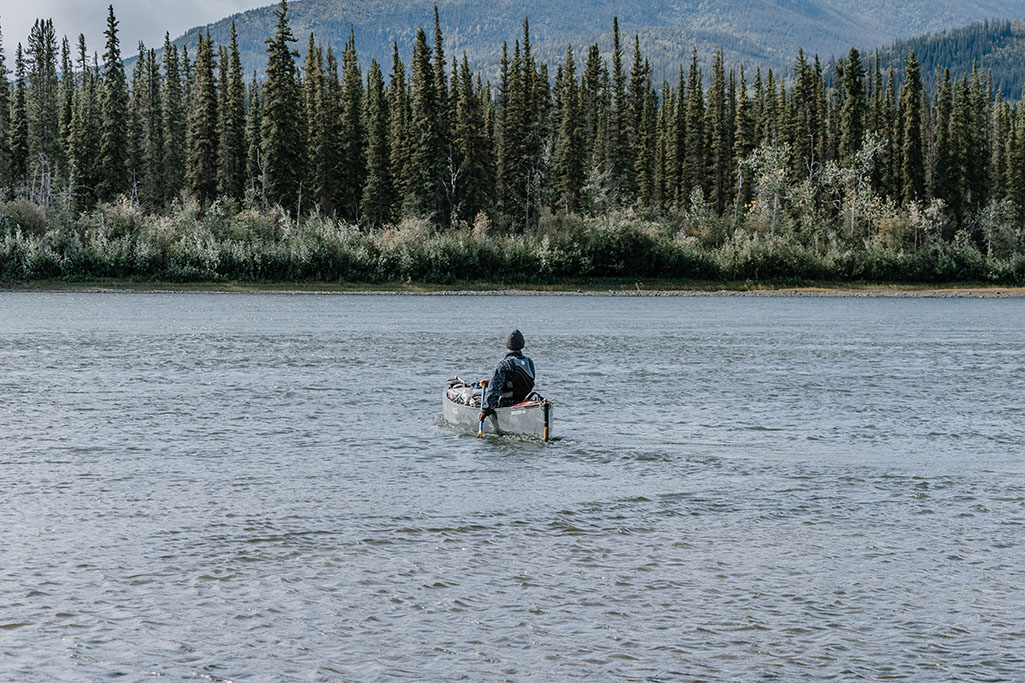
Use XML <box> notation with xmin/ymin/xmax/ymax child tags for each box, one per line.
<box><xmin>442</xmin><ymin>391</ymin><xmax>552</xmax><ymax>441</ymax></box>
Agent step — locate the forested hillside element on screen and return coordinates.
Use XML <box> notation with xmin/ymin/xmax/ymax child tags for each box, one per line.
<box><xmin>171</xmin><ymin>0</ymin><xmax>1025</xmax><ymax>78</ymax></box>
<box><xmin>3</xmin><ymin>2</ymin><xmax>1025</xmax><ymax>286</ymax></box>
<box><xmin>873</xmin><ymin>20</ymin><xmax>1025</xmax><ymax>99</ymax></box>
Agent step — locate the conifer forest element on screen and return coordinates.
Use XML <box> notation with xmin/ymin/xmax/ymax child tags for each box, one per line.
<box><xmin>3</xmin><ymin>2</ymin><xmax>1025</xmax><ymax>285</ymax></box>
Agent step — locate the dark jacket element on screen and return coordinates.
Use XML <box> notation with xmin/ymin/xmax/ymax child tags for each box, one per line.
<box><xmin>481</xmin><ymin>350</ymin><xmax>535</xmax><ymax>416</ymax></box>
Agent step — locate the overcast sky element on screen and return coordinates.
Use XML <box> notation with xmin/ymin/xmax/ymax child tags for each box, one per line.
<box><xmin>2</xmin><ymin>1</ymin><xmax>268</xmax><ymax>67</ymax></box>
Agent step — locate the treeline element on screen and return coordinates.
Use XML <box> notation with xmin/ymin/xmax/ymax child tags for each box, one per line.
<box><xmin>874</xmin><ymin>20</ymin><xmax>1025</xmax><ymax>100</ymax></box>
<box><xmin>2</xmin><ymin>2</ymin><xmax>1025</xmax><ymax>284</ymax></box>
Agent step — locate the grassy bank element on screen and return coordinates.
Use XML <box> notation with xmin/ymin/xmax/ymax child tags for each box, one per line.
<box><xmin>4</xmin><ymin>198</ymin><xmax>1025</xmax><ymax>288</ymax></box>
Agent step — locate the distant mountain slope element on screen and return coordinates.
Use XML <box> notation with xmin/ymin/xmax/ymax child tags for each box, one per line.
<box><xmin>872</xmin><ymin>19</ymin><xmax>1025</xmax><ymax>98</ymax></box>
<box><xmin>169</xmin><ymin>0</ymin><xmax>1025</xmax><ymax>79</ymax></box>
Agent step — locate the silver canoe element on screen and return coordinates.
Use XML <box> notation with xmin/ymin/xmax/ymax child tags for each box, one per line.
<box><xmin>442</xmin><ymin>389</ymin><xmax>552</xmax><ymax>441</ymax></box>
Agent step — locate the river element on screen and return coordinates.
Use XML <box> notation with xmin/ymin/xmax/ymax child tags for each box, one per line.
<box><xmin>2</xmin><ymin>292</ymin><xmax>1023</xmax><ymax>679</ymax></box>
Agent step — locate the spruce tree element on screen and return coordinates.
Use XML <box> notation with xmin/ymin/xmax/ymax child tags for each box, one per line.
<box><xmin>245</xmin><ymin>76</ymin><xmax>264</xmax><ymax>197</ymax></box>
<box><xmin>554</xmin><ymin>45</ymin><xmax>584</xmax><ymax>213</ymax></box>
<box><xmin>683</xmin><ymin>49</ymin><xmax>705</xmax><ymax>198</ymax></box>
<box><xmin>321</xmin><ymin>46</ymin><xmax>346</xmax><ymax>215</ymax></box>
<box><xmin>669</xmin><ymin>67</ymin><xmax>687</xmax><ymax>207</ymax></box>
<box><xmin>261</xmin><ymin>0</ymin><xmax>305</xmax><ymax>211</ymax></box>
<box><xmin>187</xmin><ymin>32</ymin><xmax>218</xmax><ymax>205</ymax></box>
<box><xmin>965</xmin><ymin>67</ymin><xmax>991</xmax><ymax>213</ymax></box>
<box><xmin>0</xmin><ymin>27</ymin><xmax>11</xmax><ymax>194</ymax></box>
<box><xmin>607</xmin><ymin>18</ymin><xmax>629</xmax><ymax>198</ymax></box>
<box><xmin>387</xmin><ymin>43</ymin><xmax>409</xmax><ymax>219</ymax></box>
<box><xmin>409</xmin><ymin>26</ymin><xmax>442</xmax><ymax>218</ymax></box>
<box><xmin>990</xmin><ymin>94</ymin><xmax>1010</xmax><ymax>203</ymax></box>
<box><xmin>634</xmin><ymin>73</ymin><xmax>657</xmax><ymax>207</ymax></box>
<box><xmin>10</xmin><ymin>44</ymin><xmax>31</xmax><ymax>191</ymax></box>
<box><xmin>97</xmin><ymin>5</ymin><xmax>130</xmax><ymax>202</ymax></box>
<box><xmin>930</xmin><ymin>70</ymin><xmax>954</xmax><ymax>204</ymax></box>
<box><xmin>1006</xmin><ymin>92</ymin><xmax>1025</xmax><ymax>221</ymax></box>
<box><xmin>218</xmin><ymin>23</ymin><xmax>246</xmax><ymax>201</ymax></box>
<box><xmin>452</xmin><ymin>58</ymin><xmax>492</xmax><ymax>221</ymax></box>
<box><xmin>58</xmin><ymin>37</ymin><xmax>74</xmax><ymax>178</ymax></box>
<box><xmin>145</xmin><ymin>49</ymin><xmax>165</xmax><ymax>207</ymax></box>
<box><xmin>302</xmin><ymin>35</ymin><xmax>327</xmax><ymax>208</ymax></box>
<box><xmin>68</xmin><ymin>35</ymin><xmax>100</xmax><ymax>207</ymax></box>
<box><xmin>580</xmin><ymin>44</ymin><xmax>606</xmax><ymax>170</ymax></box>
<box><xmin>624</xmin><ymin>35</ymin><xmax>646</xmax><ymax>201</ymax></box>
<box><xmin>791</xmin><ymin>50</ymin><xmax>817</xmax><ymax>178</ymax></box>
<box><xmin>432</xmin><ymin>6</ymin><xmax>454</xmax><ymax>219</ymax></box>
<box><xmin>900</xmin><ymin>52</ymin><xmax>925</xmax><ymax>204</ymax></box>
<box><xmin>26</xmin><ymin>19</ymin><xmax>62</xmax><ymax>191</ymax></box>
<box><xmin>162</xmin><ymin>36</ymin><xmax>187</xmax><ymax>203</ymax></box>
<box><xmin>338</xmin><ymin>31</ymin><xmax>365</xmax><ymax>221</ymax></box>
<box><xmin>839</xmin><ymin>48</ymin><xmax>866</xmax><ymax>162</ymax></box>
<box><xmin>361</xmin><ymin>59</ymin><xmax>392</xmax><ymax>226</ymax></box>
<box><xmin>128</xmin><ymin>43</ymin><xmax>148</xmax><ymax>202</ymax></box>
<box><xmin>733</xmin><ymin>66</ymin><xmax>757</xmax><ymax>211</ymax></box>
<box><xmin>706</xmin><ymin>51</ymin><xmax>731</xmax><ymax>213</ymax></box>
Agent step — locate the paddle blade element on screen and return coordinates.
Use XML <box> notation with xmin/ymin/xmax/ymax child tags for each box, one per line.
<box><xmin>477</xmin><ymin>419</ymin><xmax>484</xmax><ymax>438</ymax></box>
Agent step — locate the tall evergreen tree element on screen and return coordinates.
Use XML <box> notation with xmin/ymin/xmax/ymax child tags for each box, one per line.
<box><xmin>580</xmin><ymin>43</ymin><xmax>607</xmax><ymax>171</ymax></box>
<box><xmin>162</xmin><ymin>35</ymin><xmax>187</xmax><ymax>204</ymax></box>
<box><xmin>301</xmin><ymin>34</ymin><xmax>327</xmax><ymax>209</ymax></box>
<box><xmin>607</xmin><ymin>17</ymin><xmax>630</xmax><ymax>198</ymax></box>
<box><xmin>97</xmin><ymin>5</ymin><xmax>130</xmax><ymax>201</ymax></box>
<box><xmin>187</xmin><ymin>32</ymin><xmax>218</xmax><ymax>205</ymax></box>
<box><xmin>1006</xmin><ymin>90</ymin><xmax>1025</xmax><ymax>221</ymax></box>
<box><xmin>387</xmin><ymin>43</ymin><xmax>410</xmax><ymax>219</ymax></box>
<box><xmin>58</xmin><ymin>36</ymin><xmax>74</xmax><ymax>178</ymax></box>
<box><xmin>900</xmin><ymin>52</ymin><xmax>925</xmax><ymax>204</ymax></box>
<box><xmin>432</xmin><ymin>5</ymin><xmax>454</xmax><ymax>220</ymax></box>
<box><xmin>624</xmin><ymin>35</ymin><xmax>647</xmax><ymax>201</ymax></box>
<box><xmin>128</xmin><ymin>42</ymin><xmax>148</xmax><ymax>201</ymax></box>
<box><xmin>554</xmin><ymin>45</ymin><xmax>584</xmax><ymax>213</ymax></box>
<box><xmin>408</xmin><ymin>26</ymin><xmax>442</xmax><ymax>218</ymax></box>
<box><xmin>0</xmin><ymin>27</ymin><xmax>11</xmax><ymax>194</ymax></box>
<box><xmin>361</xmin><ymin>59</ymin><xmax>392</xmax><ymax>226</ymax></box>
<box><xmin>245</xmin><ymin>75</ymin><xmax>264</xmax><ymax>197</ymax></box>
<box><xmin>337</xmin><ymin>31</ymin><xmax>365</xmax><ymax>221</ymax></box>
<box><xmin>930</xmin><ymin>69</ymin><xmax>954</xmax><ymax>204</ymax></box>
<box><xmin>10</xmin><ymin>44</ymin><xmax>30</xmax><ymax>191</ymax></box>
<box><xmin>707</xmin><ymin>50</ymin><xmax>731</xmax><ymax>212</ymax></box>
<box><xmin>261</xmin><ymin>0</ymin><xmax>305</xmax><ymax>210</ymax></box>
<box><xmin>683</xmin><ymin>49</ymin><xmax>705</xmax><ymax>197</ymax></box>
<box><xmin>989</xmin><ymin>93</ymin><xmax>1010</xmax><ymax>203</ymax></box>
<box><xmin>838</xmin><ymin>48</ymin><xmax>867</xmax><ymax>162</ymax></box>
<box><xmin>67</xmin><ymin>35</ymin><xmax>100</xmax><ymax>206</ymax></box>
<box><xmin>452</xmin><ymin>56</ymin><xmax>492</xmax><ymax>221</ymax></box>
<box><xmin>218</xmin><ymin>23</ymin><xmax>246</xmax><ymax>201</ymax></box>
<box><xmin>733</xmin><ymin>66</ymin><xmax>757</xmax><ymax>212</ymax></box>
<box><xmin>26</xmin><ymin>19</ymin><xmax>62</xmax><ymax>191</ymax></box>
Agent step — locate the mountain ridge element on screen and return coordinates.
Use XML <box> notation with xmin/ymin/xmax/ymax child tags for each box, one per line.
<box><xmin>162</xmin><ymin>0</ymin><xmax>1025</xmax><ymax>79</ymax></box>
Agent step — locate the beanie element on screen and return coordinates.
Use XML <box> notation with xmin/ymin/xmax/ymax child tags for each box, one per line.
<box><xmin>506</xmin><ymin>329</ymin><xmax>525</xmax><ymax>350</ymax></box>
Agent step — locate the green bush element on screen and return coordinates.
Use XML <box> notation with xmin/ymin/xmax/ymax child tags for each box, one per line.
<box><xmin>3</xmin><ymin>198</ymin><xmax>1025</xmax><ymax>286</ymax></box>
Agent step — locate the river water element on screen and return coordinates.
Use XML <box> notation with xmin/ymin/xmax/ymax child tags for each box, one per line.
<box><xmin>2</xmin><ymin>292</ymin><xmax>1024</xmax><ymax>680</ymax></box>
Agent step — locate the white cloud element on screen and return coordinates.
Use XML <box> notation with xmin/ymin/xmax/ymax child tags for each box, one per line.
<box><xmin>2</xmin><ymin>0</ymin><xmax>268</xmax><ymax>68</ymax></box>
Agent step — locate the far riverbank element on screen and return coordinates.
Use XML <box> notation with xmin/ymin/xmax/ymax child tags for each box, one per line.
<box><xmin>4</xmin><ymin>279</ymin><xmax>1025</xmax><ymax>297</ymax></box>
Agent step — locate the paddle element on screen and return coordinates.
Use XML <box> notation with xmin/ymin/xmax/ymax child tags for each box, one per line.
<box><xmin>477</xmin><ymin>380</ymin><xmax>487</xmax><ymax>438</ymax></box>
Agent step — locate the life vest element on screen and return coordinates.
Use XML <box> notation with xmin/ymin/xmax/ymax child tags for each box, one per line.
<box><xmin>503</xmin><ymin>355</ymin><xmax>535</xmax><ymax>402</ymax></box>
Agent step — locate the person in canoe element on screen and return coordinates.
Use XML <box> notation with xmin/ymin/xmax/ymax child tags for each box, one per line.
<box><xmin>477</xmin><ymin>329</ymin><xmax>536</xmax><ymax>423</ymax></box>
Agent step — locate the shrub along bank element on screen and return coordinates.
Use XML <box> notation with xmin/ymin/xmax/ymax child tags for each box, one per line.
<box><xmin>2</xmin><ymin>198</ymin><xmax>1025</xmax><ymax>286</ymax></box>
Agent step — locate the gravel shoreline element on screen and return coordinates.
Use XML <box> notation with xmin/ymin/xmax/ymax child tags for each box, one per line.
<box><xmin>4</xmin><ymin>284</ymin><xmax>1025</xmax><ymax>297</ymax></box>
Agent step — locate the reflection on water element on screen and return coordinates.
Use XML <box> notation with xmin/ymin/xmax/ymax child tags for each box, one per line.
<box><xmin>1</xmin><ymin>293</ymin><xmax>1024</xmax><ymax>679</ymax></box>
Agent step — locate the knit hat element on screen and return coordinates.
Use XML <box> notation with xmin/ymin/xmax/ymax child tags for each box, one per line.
<box><xmin>506</xmin><ymin>329</ymin><xmax>525</xmax><ymax>350</ymax></box>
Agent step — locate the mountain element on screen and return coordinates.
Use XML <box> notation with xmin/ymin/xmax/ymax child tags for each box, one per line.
<box><xmin>872</xmin><ymin>19</ymin><xmax>1025</xmax><ymax>98</ymax></box>
<box><xmin>168</xmin><ymin>0</ymin><xmax>1025</xmax><ymax>79</ymax></box>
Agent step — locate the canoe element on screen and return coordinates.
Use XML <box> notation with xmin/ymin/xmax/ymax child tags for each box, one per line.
<box><xmin>443</xmin><ymin>382</ymin><xmax>552</xmax><ymax>441</ymax></box>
